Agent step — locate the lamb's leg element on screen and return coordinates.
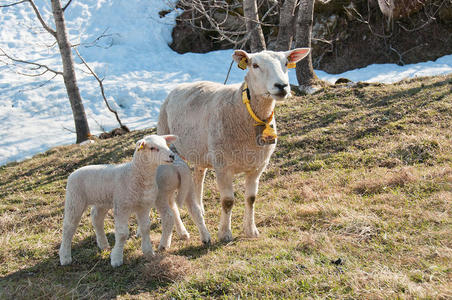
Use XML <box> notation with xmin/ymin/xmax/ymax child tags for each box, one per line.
<box><xmin>193</xmin><ymin>167</ymin><xmax>207</xmax><ymax>214</ymax></box>
<box><xmin>169</xmin><ymin>194</ymin><xmax>190</xmax><ymax>240</ymax></box>
<box><xmin>244</xmin><ymin>170</ymin><xmax>263</xmax><ymax>238</ymax></box>
<box><xmin>216</xmin><ymin>170</ymin><xmax>235</xmax><ymax>242</ymax></box>
<box><xmin>91</xmin><ymin>206</ymin><xmax>110</xmax><ymax>250</ymax></box>
<box><xmin>59</xmin><ymin>193</ymin><xmax>86</xmax><ymax>265</ymax></box>
<box><xmin>155</xmin><ymin>193</ymin><xmax>175</xmax><ymax>251</ymax></box>
<box><xmin>136</xmin><ymin>207</ymin><xmax>154</xmax><ymax>257</ymax></box>
<box><xmin>110</xmin><ymin>208</ymin><xmax>131</xmax><ymax>267</ymax></box>
<box><xmin>186</xmin><ymin>195</ymin><xmax>211</xmax><ymax>245</ymax></box>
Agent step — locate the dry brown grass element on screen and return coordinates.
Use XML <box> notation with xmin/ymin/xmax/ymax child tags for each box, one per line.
<box><xmin>353</xmin><ymin>167</ymin><xmax>417</xmax><ymax>195</ymax></box>
<box><xmin>144</xmin><ymin>254</ymin><xmax>192</xmax><ymax>283</ymax></box>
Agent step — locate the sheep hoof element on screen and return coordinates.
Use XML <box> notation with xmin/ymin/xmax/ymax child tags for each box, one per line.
<box><xmin>218</xmin><ymin>230</ymin><xmax>233</xmax><ymax>243</ymax></box>
<box><xmin>245</xmin><ymin>227</ymin><xmax>260</xmax><ymax>238</ymax></box>
<box><xmin>157</xmin><ymin>245</ymin><xmax>167</xmax><ymax>252</ymax></box>
<box><xmin>143</xmin><ymin>249</ymin><xmax>155</xmax><ymax>258</ymax></box>
<box><xmin>97</xmin><ymin>240</ymin><xmax>110</xmax><ymax>250</ymax></box>
<box><xmin>202</xmin><ymin>238</ymin><xmax>211</xmax><ymax>246</ymax></box>
<box><xmin>179</xmin><ymin>231</ymin><xmax>190</xmax><ymax>240</ymax></box>
<box><xmin>111</xmin><ymin>260</ymin><xmax>123</xmax><ymax>268</ymax></box>
<box><xmin>59</xmin><ymin>255</ymin><xmax>72</xmax><ymax>266</ymax></box>
<box><xmin>110</xmin><ymin>248</ymin><xmax>123</xmax><ymax>267</ymax></box>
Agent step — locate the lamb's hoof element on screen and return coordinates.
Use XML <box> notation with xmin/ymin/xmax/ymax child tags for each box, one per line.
<box><xmin>218</xmin><ymin>230</ymin><xmax>233</xmax><ymax>243</ymax></box>
<box><xmin>157</xmin><ymin>245</ymin><xmax>167</xmax><ymax>252</ymax></box>
<box><xmin>97</xmin><ymin>240</ymin><xmax>110</xmax><ymax>250</ymax></box>
<box><xmin>245</xmin><ymin>227</ymin><xmax>260</xmax><ymax>238</ymax></box>
<box><xmin>59</xmin><ymin>255</ymin><xmax>72</xmax><ymax>266</ymax></box>
<box><xmin>179</xmin><ymin>231</ymin><xmax>190</xmax><ymax>240</ymax></box>
<box><xmin>143</xmin><ymin>249</ymin><xmax>155</xmax><ymax>259</ymax></box>
<box><xmin>110</xmin><ymin>249</ymin><xmax>123</xmax><ymax>267</ymax></box>
<box><xmin>111</xmin><ymin>259</ymin><xmax>123</xmax><ymax>268</ymax></box>
<box><xmin>201</xmin><ymin>232</ymin><xmax>211</xmax><ymax>246</ymax></box>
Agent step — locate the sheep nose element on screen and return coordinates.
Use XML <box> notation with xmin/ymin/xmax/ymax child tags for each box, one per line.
<box><xmin>169</xmin><ymin>154</ymin><xmax>175</xmax><ymax>161</ymax></box>
<box><xmin>274</xmin><ymin>83</ymin><xmax>288</xmax><ymax>91</ymax></box>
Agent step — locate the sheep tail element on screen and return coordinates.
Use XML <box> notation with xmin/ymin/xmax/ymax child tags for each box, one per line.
<box><xmin>175</xmin><ymin>161</ymin><xmax>195</xmax><ymax>208</ymax></box>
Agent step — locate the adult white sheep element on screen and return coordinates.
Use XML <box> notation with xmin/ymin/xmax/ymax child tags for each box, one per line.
<box><xmin>59</xmin><ymin>135</ymin><xmax>210</xmax><ymax>267</ymax></box>
<box><xmin>157</xmin><ymin>48</ymin><xmax>310</xmax><ymax>242</ymax></box>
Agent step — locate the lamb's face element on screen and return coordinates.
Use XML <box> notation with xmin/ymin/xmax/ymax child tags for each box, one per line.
<box><xmin>233</xmin><ymin>48</ymin><xmax>310</xmax><ymax>100</ymax></box>
<box><xmin>134</xmin><ymin>135</ymin><xmax>177</xmax><ymax>165</ymax></box>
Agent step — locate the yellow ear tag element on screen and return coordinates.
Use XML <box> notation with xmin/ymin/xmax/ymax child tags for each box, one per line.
<box><xmin>262</xmin><ymin>124</ymin><xmax>277</xmax><ymax>139</ymax></box>
<box><xmin>287</xmin><ymin>62</ymin><xmax>296</xmax><ymax>69</ymax></box>
<box><xmin>238</xmin><ymin>57</ymin><xmax>248</xmax><ymax>70</ymax></box>
<box><xmin>138</xmin><ymin>143</ymin><xmax>144</xmax><ymax>151</ymax></box>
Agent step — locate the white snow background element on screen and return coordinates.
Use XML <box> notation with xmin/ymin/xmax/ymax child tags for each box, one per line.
<box><xmin>1</xmin><ymin>0</ymin><xmax>451</xmax><ymax>165</ymax></box>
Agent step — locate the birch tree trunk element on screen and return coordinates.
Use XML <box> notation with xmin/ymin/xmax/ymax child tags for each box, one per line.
<box><xmin>295</xmin><ymin>0</ymin><xmax>318</xmax><ymax>89</ymax></box>
<box><xmin>51</xmin><ymin>0</ymin><xmax>90</xmax><ymax>143</ymax></box>
<box><xmin>243</xmin><ymin>0</ymin><xmax>266</xmax><ymax>52</ymax></box>
<box><xmin>274</xmin><ymin>0</ymin><xmax>297</xmax><ymax>51</ymax></box>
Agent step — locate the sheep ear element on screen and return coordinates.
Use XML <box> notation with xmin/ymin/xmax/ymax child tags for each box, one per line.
<box><xmin>136</xmin><ymin>139</ymin><xmax>146</xmax><ymax>151</ymax></box>
<box><xmin>162</xmin><ymin>135</ymin><xmax>178</xmax><ymax>145</ymax></box>
<box><xmin>233</xmin><ymin>50</ymin><xmax>250</xmax><ymax>70</ymax></box>
<box><xmin>286</xmin><ymin>48</ymin><xmax>310</xmax><ymax>64</ymax></box>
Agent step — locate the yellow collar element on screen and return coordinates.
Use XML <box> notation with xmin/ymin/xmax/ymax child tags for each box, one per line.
<box><xmin>242</xmin><ymin>82</ymin><xmax>277</xmax><ymax>140</ymax></box>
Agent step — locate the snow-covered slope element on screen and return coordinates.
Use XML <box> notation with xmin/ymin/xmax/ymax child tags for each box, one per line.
<box><xmin>1</xmin><ymin>0</ymin><xmax>451</xmax><ymax>165</ymax></box>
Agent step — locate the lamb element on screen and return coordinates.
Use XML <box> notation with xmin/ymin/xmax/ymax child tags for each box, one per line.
<box><xmin>59</xmin><ymin>134</ymin><xmax>210</xmax><ymax>267</ymax></box>
<box><xmin>157</xmin><ymin>48</ymin><xmax>310</xmax><ymax>242</ymax></box>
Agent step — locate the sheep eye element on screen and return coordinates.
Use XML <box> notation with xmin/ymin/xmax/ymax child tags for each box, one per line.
<box><xmin>252</xmin><ymin>63</ymin><xmax>259</xmax><ymax>69</ymax></box>
<box><xmin>150</xmin><ymin>147</ymin><xmax>156</xmax><ymax>151</ymax></box>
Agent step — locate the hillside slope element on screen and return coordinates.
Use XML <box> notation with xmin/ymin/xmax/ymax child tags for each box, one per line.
<box><xmin>0</xmin><ymin>75</ymin><xmax>451</xmax><ymax>299</ymax></box>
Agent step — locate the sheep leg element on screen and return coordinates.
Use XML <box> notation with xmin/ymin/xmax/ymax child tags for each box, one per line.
<box><xmin>111</xmin><ymin>208</ymin><xmax>131</xmax><ymax>267</ymax></box>
<box><xmin>155</xmin><ymin>194</ymin><xmax>175</xmax><ymax>251</ymax></box>
<box><xmin>244</xmin><ymin>170</ymin><xmax>263</xmax><ymax>238</ymax></box>
<box><xmin>216</xmin><ymin>170</ymin><xmax>235</xmax><ymax>242</ymax></box>
<box><xmin>136</xmin><ymin>207</ymin><xmax>154</xmax><ymax>257</ymax></box>
<box><xmin>169</xmin><ymin>194</ymin><xmax>190</xmax><ymax>240</ymax></box>
<box><xmin>91</xmin><ymin>206</ymin><xmax>110</xmax><ymax>250</ymax></box>
<box><xmin>186</xmin><ymin>195</ymin><xmax>211</xmax><ymax>245</ymax></box>
<box><xmin>193</xmin><ymin>167</ymin><xmax>207</xmax><ymax>214</ymax></box>
<box><xmin>59</xmin><ymin>193</ymin><xmax>86</xmax><ymax>265</ymax></box>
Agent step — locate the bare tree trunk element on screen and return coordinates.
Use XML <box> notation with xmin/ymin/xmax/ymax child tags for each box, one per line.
<box><xmin>274</xmin><ymin>0</ymin><xmax>298</xmax><ymax>51</ymax></box>
<box><xmin>243</xmin><ymin>0</ymin><xmax>266</xmax><ymax>52</ymax></box>
<box><xmin>51</xmin><ymin>0</ymin><xmax>90</xmax><ymax>143</ymax></box>
<box><xmin>295</xmin><ymin>0</ymin><xmax>318</xmax><ymax>89</ymax></box>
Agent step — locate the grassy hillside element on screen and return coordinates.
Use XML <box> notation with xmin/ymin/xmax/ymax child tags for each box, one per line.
<box><xmin>0</xmin><ymin>75</ymin><xmax>451</xmax><ymax>299</ymax></box>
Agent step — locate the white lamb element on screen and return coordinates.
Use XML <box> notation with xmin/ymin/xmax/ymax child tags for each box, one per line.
<box><xmin>157</xmin><ymin>49</ymin><xmax>310</xmax><ymax>242</ymax></box>
<box><xmin>59</xmin><ymin>134</ymin><xmax>210</xmax><ymax>267</ymax></box>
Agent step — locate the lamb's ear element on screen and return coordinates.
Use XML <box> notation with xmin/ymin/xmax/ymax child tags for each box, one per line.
<box><xmin>136</xmin><ymin>139</ymin><xmax>146</xmax><ymax>151</ymax></box>
<box><xmin>162</xmin><ymin>135</ymin><xmax>178</xmax><ymax>145</ymax></box>
<box><xmin>233</xmin><ymin>50</ymin><xmax>250</xmax><ymax>70</ymax></box>
<box><xmin>286</xmin><ymin>48</ymin><xmax>311</xmax><ymax>64</ymax></box>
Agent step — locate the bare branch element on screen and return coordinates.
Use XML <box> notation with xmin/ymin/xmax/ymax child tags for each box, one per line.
<box><xmin>0</xmin><ymin>0</ymin><xmax>28</xmax><ymax>7</ymax></box>
<box><xmin>28</xmin><ymin>0</ymin><xmax>57</xmax><ymax>38</ymax></box>
<box><xmin>74</xmin><ymin>48</ymin><xmax>128</xmax><ymax>130</ymax></box>
<box><xmin>62</xmin><ymin>0</ymin><xmax>73</xmax><ymax>11</ymax></box>
<box><xmin>0</xmin><ymin>48</ymin><xmax>63</xmax><ymax>76</ymax></box>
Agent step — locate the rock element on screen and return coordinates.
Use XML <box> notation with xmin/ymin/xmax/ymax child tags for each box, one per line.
<box><xmin>335</xmin><ymin>78</ymin><xmax>352</xmax><ymax>84</ymax></box>
<box><xmin>80</xmin><ymin>139</ymin><xmax>95</xmax><ymax>146</ymax></box>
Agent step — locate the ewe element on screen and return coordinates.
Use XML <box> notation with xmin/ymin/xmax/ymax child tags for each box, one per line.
<box><xmin>59</xmin><ymin>135</ymin><xmax>210</xmax><ymax>267</ymax></box>
<box><xmin>158</xmin><ymin>49</ymin><xmax>310</xmax><ymax>242</ymax></box>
